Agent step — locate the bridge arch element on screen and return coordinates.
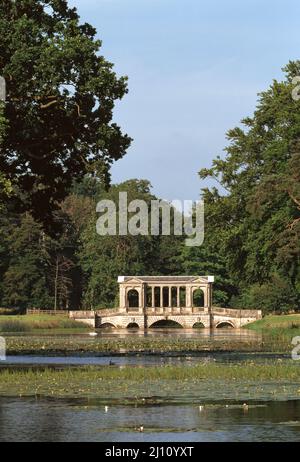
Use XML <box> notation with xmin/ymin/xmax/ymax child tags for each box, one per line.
<box><xmin>215</xmin><ymin>321</ymin><xmax>235</xmax><ymax>329</ymax></box>
<box><xmin>99</xmin><ymin>322</ymin><xmax>117</xmax><ymax>329</ymax></box>
<box><xmin>149</xmin><ymin>319</ymin><xmax>183</xmax><ymax>329</ymax></box>
<box><xmin>193</xmin><ymin>322</ymin><xmax>205</xmax><ymax>329</ymax></box>
<box><xmin>127</xmin><ymin>322</ymin><xmax>140</xmax><ymax>329</ymax></box>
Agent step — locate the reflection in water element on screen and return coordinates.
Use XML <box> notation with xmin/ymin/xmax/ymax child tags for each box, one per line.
<box><xmin>0</xmin><ymin>328</ymin><xmax>273</xmax><ymax>367</ymax></box>
<box><xmin>0</xmin><ymin>398</ymin><xmax>299</xmax><ymax>442</ymax></box>
<box><xmin>4</xmin><ymin>328</ymin><xmax>263</xmax><ymax>341</ymax></box>
<box><xmin>97</xmin><ymin>327</ymin><xmax>262</xmax><ymax>341</ymax></box>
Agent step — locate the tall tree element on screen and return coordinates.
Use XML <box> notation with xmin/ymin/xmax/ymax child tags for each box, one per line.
<box><xmin>0</xmin><ymin>0</ymin><xmax>131</xmax><ymax>229</ymax></box>
<box><xmin>2</xmin><ymin>213</ymin><xmax>51</xmax><ymax>309</ymax></box>
<box><xmin>0</xmin><ymin>99</ymin><xmax>11</xmax><ymax>207</ymax></box>
<box><xmin>43</xmin><ymin>210</ymin><xmax>78</xmax><ymax>310</ymax></box>
<box><xmin>199</xmin><ymin>61</ymin><xmax>300</xmax><ymax>312</ymax></box>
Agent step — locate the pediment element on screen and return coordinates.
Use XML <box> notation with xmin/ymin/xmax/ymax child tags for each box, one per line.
<box><xmin>190</xmin><ymin>277</ymin><xmax>209</xmax><ymax>285</ymax></box>
<box><xmin>119</xmin><ymin>277</ymin><xmax>144</xmax><ymax>285</ymax></box>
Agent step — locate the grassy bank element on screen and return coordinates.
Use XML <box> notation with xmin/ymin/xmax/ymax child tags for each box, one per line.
<box><xmin>0</xmin><ymin>315</ymin><xmax>89</xmax><ymax>333</ymax></box>
<box><xmin>0</xmin><ymin>363</ymin><xmax>299</xmax><ymax>401</ymax></box>
<box><xmin>246</xmin><ymin>314</ymin><xmax>300</xmax><ymax>347</ymax></box>
<box><xmin>247</xmin><ymin>314</ymin><xmax>300</xmax><ymax>331</ymax></box>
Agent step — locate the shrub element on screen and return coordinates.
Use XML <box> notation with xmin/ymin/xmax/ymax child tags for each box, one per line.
<box><xmin>0</xmin><ymin>308</ymin><xmax>22</xmax><ymax>315</ymax></box>
<box><xmin>0</xmin><ymin>320</ymin><xmax>30</xmax><ymax>333</ymax></box>
<box><xmin>231</xmin><ymin>275</ymin><xmax>299</xmax><ymax>315</ymax></box>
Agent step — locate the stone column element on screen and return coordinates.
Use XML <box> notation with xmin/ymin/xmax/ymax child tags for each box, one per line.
<box><xmin>119</xmin><ymin>286</ymin><xmax>124</xmax><ymax>309</ymax></box>
<box><xmin>208</xmin><ymin>283</ymin><xmax>212</xmax><ymax>308</ymax></box>
<box><xmin>152</xmin><ymin>286</ymin><xmax>155</xmax><ymax>308</ymax></box>
<box><xmin>204</xmin><ymin>286</ymin><xmax>208</xmax><ymax>308</ymax></box>
<box><xmin>177</xmin><ymin>287</ymin><xmax>180</xmax><ymax>308</ymax></box>
<box><xmin>160</xmin><ymin>286</ymin><xmax>163</xmax><ymax>308</ymax></box>
<box><xmin>124</xmin><ymin>288</ymin><xmax>129</xmax><ymax>312</ymax></box>
<box><xmin>186</xmin><ymin>285</ymin><xmax>192</xmax><ymax>308</ymax></box>
<box><xmin>208</xmin><ymin>283</ymin><xmax>213</xmax><ymax>329</ymax></box>
<box><xmin>140</xmin><ymin>284</ymin><xmax>145</xmax><ymax>314</ymax></box>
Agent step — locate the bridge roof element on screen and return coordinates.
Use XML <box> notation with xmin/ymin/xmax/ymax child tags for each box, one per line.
<box><xmin>118</xmin><ymin>275</ymin><xmax>213</xmax><ymax>284</ymax></box>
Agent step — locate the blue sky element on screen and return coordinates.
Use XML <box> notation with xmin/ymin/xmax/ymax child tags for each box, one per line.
<box><xmin>69</xmin><ymin>0</ymin><xmax>300</xmax><ymax>201</ymax></box>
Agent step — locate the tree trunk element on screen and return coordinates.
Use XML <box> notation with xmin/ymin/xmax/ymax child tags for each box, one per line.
<box><xmin>54</xmin><ymin>256</ymin><xmax>59</xmax><ymax>312</ymax></box>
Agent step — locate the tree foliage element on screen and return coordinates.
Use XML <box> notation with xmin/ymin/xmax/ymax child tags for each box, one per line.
<box><xmin>199</xmin><ymin>61</ymin><xmax>300</xmax><ymax>312</ymax></box>
<box><xmin>0</xmin><ymin>0</ymin><xmax>131</xmax><ymax>228</ymax></box>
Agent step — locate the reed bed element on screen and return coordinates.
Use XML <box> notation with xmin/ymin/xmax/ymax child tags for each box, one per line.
<box><xmin>0</xmin><ymin>362</ymin><xmax>299</xmax><ymax>401</ymax></box>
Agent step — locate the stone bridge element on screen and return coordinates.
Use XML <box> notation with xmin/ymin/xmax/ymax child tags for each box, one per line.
<box><xmin>69</xmin><ymin>276</ymin><xmax>261</xmax><ymax>329</ymax></box>
<box><xmin>69</xmin><ymin>307</ymin><xmax>262</xmax><ymax>329</ymax></box>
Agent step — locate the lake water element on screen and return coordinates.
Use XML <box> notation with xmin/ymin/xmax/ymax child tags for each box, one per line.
<box><xmin>0</xmin><ymin>397</ymin><xmax>299</xmax><ymax>442</ymax></box>
<box><xmin>3</xmin><ymin>351</ymin><xmax>289</xmax><ymax>366</ymax></box>
<box><xmin>0</xmin><ymin>329</ymin><xmax>298</xmax><ymax>442</ymax></box>
<box><xmin>4</xmin><ymin>327</ymin><xmax>263</xmax><ymax>341</ymax></box>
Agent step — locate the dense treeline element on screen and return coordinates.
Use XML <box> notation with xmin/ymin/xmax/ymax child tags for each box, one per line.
<box><xmin>0</xmin><ymin>1</ymin><xmax>299</xmax><ymax>314</ymax></box>
<box><xmin>0</xmin><ymin>178</ymin><xmax>186</xmax><ymax>310</ymax></box>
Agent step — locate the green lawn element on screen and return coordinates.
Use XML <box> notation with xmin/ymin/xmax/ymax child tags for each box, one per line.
<box><xmin>0</xmin><ymin>314</ymin><xmax>89</xmax><ymax>332</ymax></box>
<box><xmin>246</xmin><ymin>314</ymin><xmax>300</xmax><ymax>331</ymax></box>
<box><xmin>245</xmin><ymin>314</ymin><xmax>300</xmax><ymax>348</ymax></box>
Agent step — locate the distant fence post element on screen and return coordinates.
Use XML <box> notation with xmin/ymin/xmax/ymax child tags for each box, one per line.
<box><xmin>26</xmin><ymin>309</ymin><xmax>68</xmax><ymax>316</ymax></box>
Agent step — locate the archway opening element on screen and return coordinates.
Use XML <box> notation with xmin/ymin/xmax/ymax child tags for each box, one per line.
<box><xmin>127</xmin><ymin>289</ymin><xmax>139</xmax><ymax>308</ymax></box>
<box><xmin>146</xmin><ymin>287</ymin><xmax>152</xmax><ymax>307</ymax></box>
<box><xmin>154</xmin><ymin>287</ymin><xmax>161</xmax><ymax>307</ymax></box>
<box><xmin>150</xmin><ymin>320</ymin><xmax>183</xmax><ymax>329</ymax></box>
<box><xmin>193</xmin><ymin>322</ymin><xmax>205</xmax><ymax>329</ymax></box>
<box><xmin>193</xmin><ymin>289</ymin><xmax>204</xmax><ymax>308</ymax></box>
<box><xmin>171</xmin><ymin>287</ymin><xmax>178</xmax><ymax>307</ymax></box>
<box><xmin>163</xmin><ymin>287</ymin><xmax>169</xmax><ymax>307</ymax></box>
<box><xmin>127</xmin><ymin>322</ymin><xmax>139</xmax><ymax>329</ymax></box>
<box><xmin>179</xmin><ymin>287</ymin><xmax>186</xmax><ymax>307</ymax></box>
<box><xmin>99</xmin><ymin>323</ymin><xmax>116</xmax><ymax>329</ymax></box>
<box><xmin>216</xmin><ymin>322</ymin><xmax>234</xmax><ymax>329</ymax></box>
